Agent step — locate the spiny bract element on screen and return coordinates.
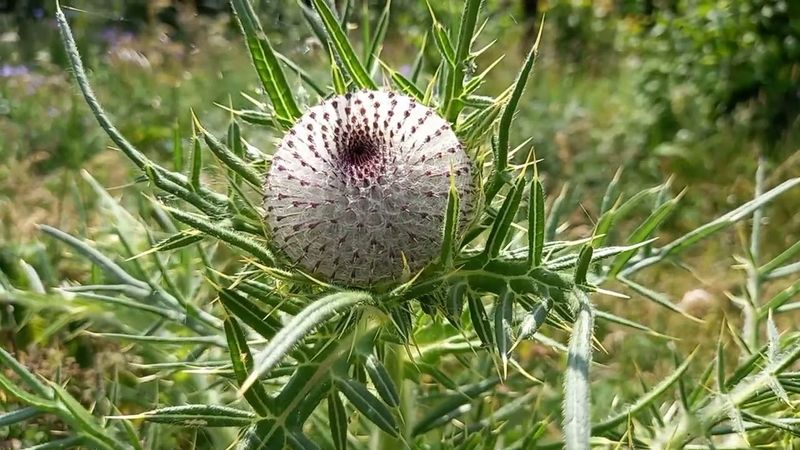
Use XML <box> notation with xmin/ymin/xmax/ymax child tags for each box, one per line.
<box><xmin>264</xmin><ymin>90</ymin><xmax>476</xmax><ymax>286</ymax></box>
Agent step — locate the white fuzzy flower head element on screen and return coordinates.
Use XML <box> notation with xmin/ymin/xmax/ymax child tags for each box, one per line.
<box><xmin>264</xmin><ymin>90</ymin><xmax>475</xmax><ymax>286</ymax></box>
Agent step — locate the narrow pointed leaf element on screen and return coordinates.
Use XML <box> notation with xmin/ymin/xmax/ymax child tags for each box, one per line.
<box><xmin>608</xmin><ymin>195</ymin><xmax>682</xmax><ymax>277</ymax></box>
<box><xmin>412</xmin><ymin>377</ymin><xmax>500</xmax><ymax>436</ymax></box>
<box><xmin>364</xmin><ymin>354</ymin><xmax>400</xmax><ymax>407</ymax></box>
<box><xmin>528</xmin><ymin>176</ymin><xmax>545</xmax><ymax>267</ymax></box>
<box><xmin>443</xmin><ymin>0</ymin><xmax>482</xmax><ymax>121</ymax></box>
<box><xmin>288</xmin><ymin>431</ymin><xmax>320</xmax><ymax>450</ymax></box>
<box><xmin>440</xmin><ymin>173</ymin><xmax>461</xmax><ymax>267</ymax></box>
<box><xmin>276</xmin><ymin>52</ymin><xmax>327</xmax><ymax>96</ymax></box>
<box><xmin>330</xmin><ymin>48</ymin><xmax>348</xmax><ymax>94</ymax></box>
<box><xmin>311</xmin><ymin>0</ymin><xmax>376</xmax><ymax>89</ymax></box>
<box><xmin>198</xmin><ymin>121</ymin><xmax>261</xmax><ymax>188</ymax></box>
<box><xmin>113</xmin><ymin>405</ymin><xmax>256</xmax><ymax>427</ymax></box>
<box><xmin>431</xmin><ymin>22</ymin><xmax>456</xmax><ymax>67</ymax></box>
<box><xmin>494</xmin><ymin>289</ymin><xmax>514</xmax><ymax>375</ymax></box>
<box><xmin>0</xmin><ymin>407</ymin><xmax>40</xmax><ymax>427</ymax></box>
<box><xmin>574</xmin><ymin>244</ymin><xmax>593</xmax><ymax>285</ymax></box>
<box><xmin>0</xmin><ymin>347</ymin><xmax>51</xmax><ymax>398</ymax></box>
<box><xmin>619</xmin><ymin>276</ymin><xmax>702</xmax><ymax>322</ymax></box>
<box><xmin>445</xmin><ymin>281</ymin><xmax>468</xmax><ymax>327</ymax></box>
<box><xmin>230</xmin><ymin>0</ymin><xmax>301</xmax><ymax>123</ymax></box>
<box><xmin>334</xmin><ymin>377</ymin><xmax>398</xmax><ymax>436</ymax></box>
<box><xmin>624</xmin><ymin>177</ymin><xmax>800</xmax><ymax>275</ymax></box>
<box><xmin>328</xmin><ymin>392</ymin><xmax>348</xmax><ymax>450</ymax></box>
<box><xmin>468</xmin><ymin>292</ymin><xmax>494</xmax><ymax>348</ymax></box>
<box><xmin>365</xmin><ymin>0</ymin><xmax>390</xmax><ymax>73</ymax></box>
<box><xmin>484</xmin><ymin>176</ymin><xmax>526</xmax><ymax>258</ymax></box>
<box><xmin>487</xmin><ymin>30</ymin><xmax>541</xmax><ymax>200</ymax></box>
<box><xmin>220</xmin><ymin>289</ymin><xmax>281</xmax><ymax>340</ymax></box>
<box><xmin>224</xmin><ymin>316</ymin><xmax>273</xmax><ymax>416</ymax></box>
<box><xmin>190</xmin><ymin>135</ymin><xmax>202</xmax><ymax>190</ymax></box>
<box><xmin>162</xmin><ymin>206</ymin><xmax>274</xmax><ymax>265</ymax></box>
<box><xmin>238</xmin><ymin>419</ymin><xmax>285</xmax><ymax>450</ymax></box>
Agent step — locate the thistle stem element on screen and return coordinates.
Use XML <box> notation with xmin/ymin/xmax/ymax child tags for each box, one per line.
<box><xmin>744</xmin><ymin>155</ymin><xmax>766</xmax><ymax>351</ymax></box>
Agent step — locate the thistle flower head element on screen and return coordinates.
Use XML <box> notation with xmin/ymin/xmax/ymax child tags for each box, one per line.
<box><xmin>264</xmin><ymin>90</ymin><xmax>476</xmax><ymax>286</ymax></box>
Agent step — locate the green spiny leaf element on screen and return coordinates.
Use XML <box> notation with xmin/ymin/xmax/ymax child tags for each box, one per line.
<box><xmin>411</xmin><ymin>377</ymin><xmax>499</xmax><ymax>436</ymax></box>
<box><xmin>327</xmin><ymin>391</ymin><xmax>348</xmax><ymax>450</ymax></box>
<box><xmin>230</xmin><ymin>0</ymin><xmax>301</xmax><ymax>124</ymax></box>
<box><xmin>334</xmin><ymin>377</ymin><xmax>398</xmax><ymax>436</ymax></box>
<box><xmin>364</xmin><ymin>354</ymin><xmax>400</xmax><ymax>408</ymax></box>
<box><xmin>608</xmin><ymin>193</ymin><xmax>683</xmax><ymax>277</ymax></box>
<box><xmin>494</xmin><ymin>288</ymin><xmax>514</xmax><ymax>376</ymax></box>
<box><xmin>112</xmin><ymin>404</ymin><xmax>256</xmax><ymax>427</ymax></box>
<box><xmin>440</xmin><ymin>172</ymin><xmax>461</xmax><ymax>267</ymax></box>
<box><xmin>487</xmin><ymin>29</ymin><xmax>542</xmax><ymax>201</ymax></box>
<box><xmin>484</xmin><ymin>175</ymin><xmax>526</xmax><ymax>259</ymax></box>
<box><xmin>220</xmin><ymin>289</ymin><xmax>281</xmax><ymax>340</ymax></box>
<box><xmin>364</xmin><ymin>0</ymin><xmax>391</xmax><ymax>74</ymax></box>
<box><xmin>443</xmin><ymin>0</ymin><xmax>482</xmax><ymax>121</ymax></box>
<box><xmin>528</xmin><ymin>176</ymin><xmax>545</xmax><ymax>267</ymax></box>
<box><xmin>468</xmin><ymin>291</ymin><xmax>493</xmax><ymax>348</ymax></box>
<box><xmin>224</xmin><ymin>316</ymin><xmax>273</xmax><ymax>416</ymax></box>
<box><xmin>196</xmin><ymin>118</ymin><xmax>261</xmax><ymax>188</ymax></box>
<box><xmin>162</xmin><ymin>206</ymin><xmax>274</xmax><ymax>265</ymax></box>
<box><xmin>573</xmin><ymin>244</ymin><xmax>593</xmax><ymax>285</ymax></box>
<box><xmin>311</xmin><ymin>0</ymin><xmax>376</xmax><ymax>90</ymax></box>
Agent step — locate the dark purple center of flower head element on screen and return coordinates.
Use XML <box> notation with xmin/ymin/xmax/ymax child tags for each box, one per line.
<box><xmin>334</xmin><ymin>122</ymin><xmax>390</xmax><ymax>183</ymax></box>
<box><xmin>265</xmin><ymin>90</ymin><xmax>476</xmax><ymax>286</ymax></box>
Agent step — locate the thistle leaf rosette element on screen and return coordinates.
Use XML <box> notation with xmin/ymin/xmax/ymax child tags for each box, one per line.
<box><xmin>264</xmin><ymin>90</ymin><xmax>476</xmax><ymax>286</ymax></box>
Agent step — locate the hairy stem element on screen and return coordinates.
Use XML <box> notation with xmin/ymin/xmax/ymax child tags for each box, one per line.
<box><xmin>744</xmin><ymin>155</ymin><xmax>766</xmax><ymax>351</ymax></box>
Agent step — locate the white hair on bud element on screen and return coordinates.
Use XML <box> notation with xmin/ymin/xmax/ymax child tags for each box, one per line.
<box><xmin>264</xmin><ymin>90</ymin><xmax>475</xmax><ymax>285</ymax></box>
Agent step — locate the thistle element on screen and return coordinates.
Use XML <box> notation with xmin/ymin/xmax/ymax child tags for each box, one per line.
<box><xmin>265</xmin><ymin>90</ymin><xmax>475</xmax><ymax>285</ymax></box>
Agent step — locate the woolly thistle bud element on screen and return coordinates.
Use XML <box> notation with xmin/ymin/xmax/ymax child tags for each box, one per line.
<box><xmin>264</xmin><ymin>90</ymin><xmax>476</xmax><ymax>286</ymax></box>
